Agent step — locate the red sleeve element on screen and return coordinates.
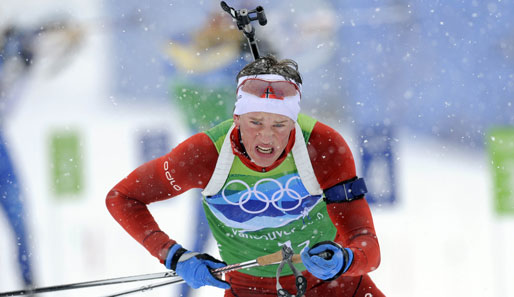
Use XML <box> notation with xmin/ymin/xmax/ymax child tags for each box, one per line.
<box><xmin>308</xmin><ymin>121</ymin><xmax>381</xmax><ymax>276</ymax></box>
<box><xmin>105</xmin><ymin>132</ymin><xmax>218</xmax><ymax>263</ymax></box>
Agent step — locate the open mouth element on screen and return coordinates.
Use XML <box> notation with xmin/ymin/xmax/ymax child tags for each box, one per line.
<box><xmin>256</xmin><ymin>145</ymin><xmax>273</xmax><ymax>154</ymax></box>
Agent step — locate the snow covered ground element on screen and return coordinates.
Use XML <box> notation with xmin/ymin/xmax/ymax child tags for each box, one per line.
<box><xmin>1</xmin><ymin>1</ymin><xmax>514</xmax><ymax>297</ymax></box>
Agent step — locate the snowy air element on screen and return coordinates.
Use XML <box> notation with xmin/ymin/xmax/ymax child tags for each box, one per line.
<box><xmin>1</xmin><ymin>0</ymin><xmax>513</xmax><ymax>297</ymax></box>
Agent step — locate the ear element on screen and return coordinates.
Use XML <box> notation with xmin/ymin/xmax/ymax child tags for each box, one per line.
<box><xmin>233</xmin><ymin>114</ymin><xmax>240</xmax><ymax>127</ymax></box>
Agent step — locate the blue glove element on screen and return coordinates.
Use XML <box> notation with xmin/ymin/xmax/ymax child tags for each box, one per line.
<box><xmin>165</xmin><ymin>244</ymin><xmax>230</xmax><ymax>289</ymax></box>
<box><xmin>300</xmin><ymin>241</ymin><xmax>353</xmax><ymax>280</ymax></box>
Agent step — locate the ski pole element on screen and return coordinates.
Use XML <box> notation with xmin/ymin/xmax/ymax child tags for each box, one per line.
<box><xmin>103</xmin><ymin>279</ymin><xmax>181</xmax><ymax>297</ymax></box>
<box><xmin>102</xmin><ymin>250</ymin><xmax>303</xmax><ymax>297</ymax></box>
<box><xmin>0</xmin><ymin>250</ymin><xmax>301</xmax><ymax>297</ymax></box>
<box><xmin>0</xmin><ymin>271</ymin><xmax>179</xmax><ymax>297</ymax></box>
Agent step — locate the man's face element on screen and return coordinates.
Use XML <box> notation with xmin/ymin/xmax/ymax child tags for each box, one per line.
<box><xmin>234</xmin><ymin>112</ymin><xmax>295</xmax><ymax>168</ymax></box>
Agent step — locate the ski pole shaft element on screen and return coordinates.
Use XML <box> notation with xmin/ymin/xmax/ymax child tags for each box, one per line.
<box><xmin>0</xmin><ymin>250</ymin><xmax>301</xmax><ymax>296</ymax></box>
<box><xmin>103</xmin><ymin>279</ymin><xmax>184</xmax><ymax>297</ymax></box>
<box><xmin>0</xmin><ymin>271</ymin><xmax>178</xmax><ymax>297</ymax></box>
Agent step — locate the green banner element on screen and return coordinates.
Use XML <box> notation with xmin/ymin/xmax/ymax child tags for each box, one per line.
<box><xmin>171</xmin><ymin>82</ymin><xmax>234</xmax><ymax>131</ymax></box>
<box><xmin>487</xmin><ymin>127</ymin><xmax>514</xmax><ymax>215</ymax></box>
<box><xmin>50</xmin><ymin>130</ymin><xmax>83</xmax><ymax>198</ymax></box>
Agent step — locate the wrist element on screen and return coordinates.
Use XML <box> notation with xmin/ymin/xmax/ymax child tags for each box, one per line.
<box><xmin>165</xmin><ymin>244</ymin><xmax>188</xmax><ymax>270</ymax></box>
<box><xmin>341</xmin><ymin>247</ymin><xmax>353</xmax><ymax>273</ymax></box>
<box><xmin>327</xmin><ymin>247</ymin><xmax>353</xmax><ymax>280</ymax></box>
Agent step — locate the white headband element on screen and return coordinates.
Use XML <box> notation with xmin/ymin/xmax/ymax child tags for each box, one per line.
<box><xmin>234</xmin><ymin>74</ymin><xmax>301</xmax><ymax>121</ymax></box>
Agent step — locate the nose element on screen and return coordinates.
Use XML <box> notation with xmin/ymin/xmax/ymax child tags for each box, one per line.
<box><xmin>257</xmin><ymin>127</ymin><xmax>274</xmax><ymax>144</ymax></box>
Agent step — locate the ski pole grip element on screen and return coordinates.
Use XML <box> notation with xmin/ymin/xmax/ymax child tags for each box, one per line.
<box><xmin>256</xmin><ymin>250</ymin><xmax>302</xmax><ymax>266</ymax></box>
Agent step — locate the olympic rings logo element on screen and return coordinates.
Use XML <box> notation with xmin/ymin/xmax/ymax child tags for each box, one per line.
<box><xmin>221</xmin><ymin>176</ymin><xmax>308</xmax><ymax>214</ymax></box>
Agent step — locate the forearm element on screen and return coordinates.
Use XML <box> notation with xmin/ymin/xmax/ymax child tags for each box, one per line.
<box><xmin>327</xmin><ymin>199</ymin><xmax>381</xmax><ymax>276</ymax></box>
<box><xmin>106</xmin><ymin>189</ymin><xmax>175</xmax><ymax>262</ymax></box>
<box><xmin>338</xmin><ymin>226</ymin><xmax>380</xmax><ymax>276</ymax></box>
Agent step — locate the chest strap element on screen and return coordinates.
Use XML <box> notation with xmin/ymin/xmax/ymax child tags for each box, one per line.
<box><xmin>202</xmin><ymin>124</ymin><xmax>236</xmax><ymax>197</ymax></box>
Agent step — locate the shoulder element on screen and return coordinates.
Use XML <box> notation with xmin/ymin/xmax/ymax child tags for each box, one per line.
<box><xmin>204</xmin><ymin>119</ymin><xmax>234</xmax><ymax>152</ymax></box>
<box><xmin>306</xmin><ymin>119</ymin><xmax>356</xmax><ymax>189</ymax></box>
<box><xmin>310</xmin><ymin>120</ymin><xmax>346</xmax><ymax>146</ymax></box>
<box><xmin>303</xmin><ymin>115</ymin><xmax>347</xmax><ymax>150</ymax></box>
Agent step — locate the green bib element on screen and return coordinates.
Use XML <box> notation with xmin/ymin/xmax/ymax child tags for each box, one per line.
<box><xmin>203</xmin><ymin>114</ymin><xmax>337</xmax><ymax>277</ymax></box>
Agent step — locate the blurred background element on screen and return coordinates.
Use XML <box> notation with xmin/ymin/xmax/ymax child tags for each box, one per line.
<box><xmin>1</xmin><ymin>0</ymin><xmax>513</xmax><ymax>296</ymax></box>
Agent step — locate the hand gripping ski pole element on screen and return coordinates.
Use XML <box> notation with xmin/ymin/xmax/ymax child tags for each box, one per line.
<box><xmin>220</xmin><ymin>1</ymin><xmax>267</xmax><ymax>60</ymax></box>
<box><xmin>0</xmin><ymin>249</ymin><xmax>301</xmax><ymax>297</ymax></box>
<box><xmin>104</xmin><ymin>250</ymin><xmax>303</xmax><ymax>297</ymax></box>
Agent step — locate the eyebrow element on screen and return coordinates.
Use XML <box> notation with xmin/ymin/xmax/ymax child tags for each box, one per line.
<box><xmin>248</xmin><ymin>117</ymin><xmax>288</xmax><ymax>124</ymax></box>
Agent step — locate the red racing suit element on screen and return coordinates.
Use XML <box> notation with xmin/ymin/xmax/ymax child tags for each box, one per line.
<box><xmin>106</xmin><ymin>120</ymin><xmax>384</xmax><ymax>297</ymax></box>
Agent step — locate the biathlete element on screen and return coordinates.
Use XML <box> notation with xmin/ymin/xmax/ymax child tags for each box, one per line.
<box><xmin>106</xmin><ymin>55</ymin><xmax>385</xmax><ymax>296</ymax></box>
